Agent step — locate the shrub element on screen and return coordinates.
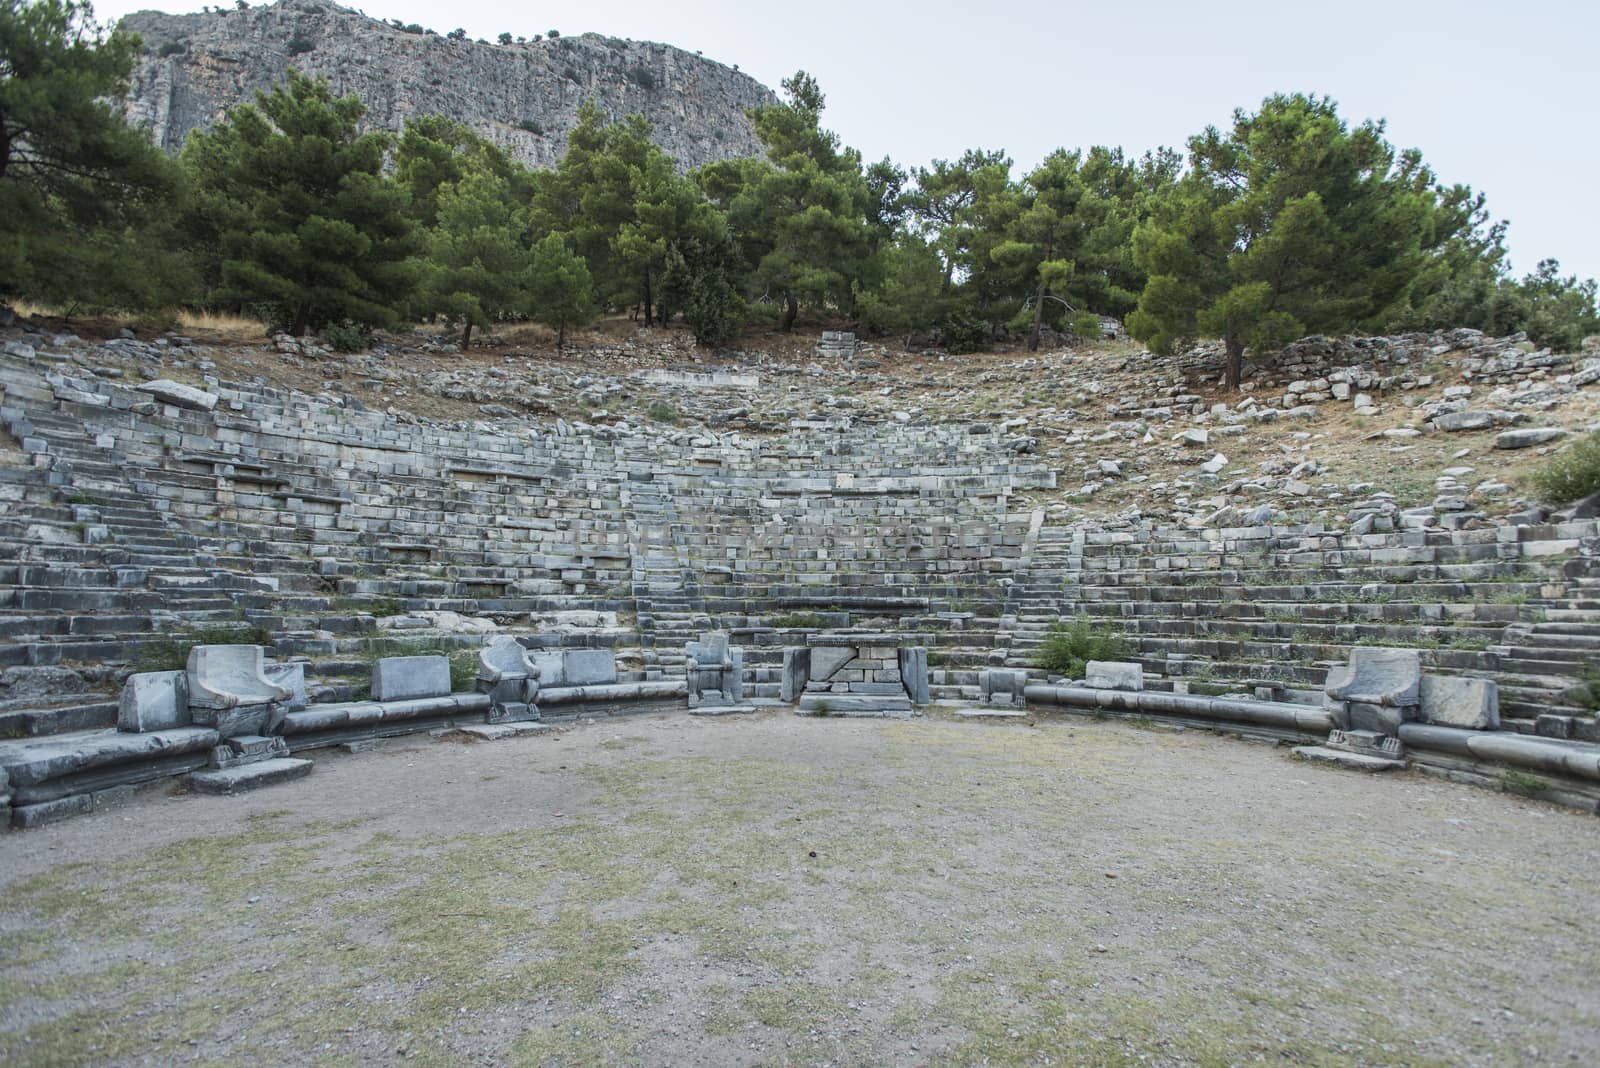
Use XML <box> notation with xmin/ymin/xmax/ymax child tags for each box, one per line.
<box><xmin>768</xmin><ymin>612</ymin><xmax>825</xmax><ymax>629</ymax></box>
<box><xmin>449</xmin><ymin>650</ymin><xmax>478</xmax><ymax>692</ymax></box>
<box><xmin>286</xmin><ymin>33</ymin><xmax>314</xmax><ymax>55</ymax></box>
<box><xmin>645</xmin><ymin>400</ymin><xmax>678</xmax><ymax>424</ymax></box>
<box><xmin>158</xmin><ymin>39</ymin><xmax>188</xmax><ymax>57</ymax></box>
<box><xmin>1068</xmin><ymin>311</ymin><xmax>1103</xmax><ymax>341</ymax></box>
<box><xmin>1034</xmin><ymin>617</ymin><xmax>1133</xmax><ymax>678</ymax></box>
<box><xmin>321</xmin><ymin>320</ymin><xmax>369</xmax><ymax>352</ymax></box>
<box><xmin>938</xmin><ymin>311</ymin><xmax>990</xmax><ymax>355</ymax></box>
<box><xmin>516</xmin><ymin>118</ymin><xmax>543</xmax><ymax>135</ymax></box>
<box><xmin>1530</xmin><ymin>432</ymin><xmax>1600</xmax><ymax>504</ymax></box>
<box><xmin>497</xmin><ymin>32</ymin><xmax>512</xmax><ymax>45</ymax></box>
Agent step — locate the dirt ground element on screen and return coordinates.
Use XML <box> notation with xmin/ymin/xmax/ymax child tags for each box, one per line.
<box><xmin>2</xmin><ymin>711</ymin><xmax>1598</xmax><ymax>1067</ymax></box>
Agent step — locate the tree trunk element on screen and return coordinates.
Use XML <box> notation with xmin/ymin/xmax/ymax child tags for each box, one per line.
<box><xmin>290</xmin><ymin>304</ymin><xmax>309</xmax><ymax>338</ymax></box>
<box><xmin>557</xmin><ymin>322</ymin><xmax>566</xmax><ymax>350</ymax></box>
<box><xmin>461</xmin><ymin>321</ymin><xmax>474</xmax><ymax>349</ymax></box>
<box><xmin>1029</xmin><ymin>278</ymin><xmax>1046</xmax><ymax>352</ymax></box>
<box><xmin>1225</xmin><ymin>334</ymin><xmax>1244</xmax><ymax>391</ymax></box>
<box><xmin>780</xmin><ymin>292</ymin><xmax>798</xmax><ymax>332</ymax></box>
<box><xmin>642</xmin><ymin>271</ymin><xmax>653</xmax><ymax>326</ymax></box>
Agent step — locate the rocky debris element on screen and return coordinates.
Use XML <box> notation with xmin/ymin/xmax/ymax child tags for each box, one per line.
<box><xmin>118</xmin><ymin>0</ymin><xmax>773</xmax><ymax>171</ymax></box>
<box><xmin>1494</xmin><ymin>427</ymin><xmax>1569</xmax><ymax>450</ymax></box>
<box><xmin>1429</xmin><ymin>409</ymin><xmax>1520</xmax><ymax>433</ymax></box>
<box><xmin>134</xmin><ymin>378</ymin><xmax>219</xmax><ymax>411</ymax></box>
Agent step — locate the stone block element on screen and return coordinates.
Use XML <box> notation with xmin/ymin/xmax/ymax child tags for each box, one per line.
<box><xmin>117</xmin><ymin>670</ymin><xmax>189</xmax><ymax>733</ymax></box>
<box><xmin>1494</xmin><ymin>427</ymin><xmax>1566</xmax><ymax>449</ymax></box>
<box><xmin>133</xmin><ymin>379</ymin><xmax>218</xmax><ymax>412</ymax></box>
<box><xmin>263</xmin><ymin>662</ymin><xmax>307</xmax><ymax>711</ymax></box>
<box><xmin>1084</xmin><ymin>660</ymin><xmax>1143</xmax><ymax>691</ymax></box>
<box><xmin>562</xmin><ymin>650</ymin><xmax>616</xmax><ymax>686</ymax></box>
<box><xmin>1418</xmin><ymin>675</ymin><xmax>1498</xmax><ymax>731</ymax></box>
<box><xmin>188</xmin><ymin>757</ymin><xmax>312</xmax><ymax>796</ymax></box>
<box><xmin>1324</xmin><ymin>648</ymin><xmax>1421</xmax><ymax>709</ymax></box>
<box><xmin>899</xmin><ymin>646</ymin><xmax>930</xmax><ymax>705</ymax></box>
<box><xmin>529</xmin><ymin>651</ymin><xmax>567</xmax><ymax>687</ymax></box>
<box><xmin>781</xmin><ymin>647</ymin><xmax>811</xmax><ymax>702</ymax></box>
<box><xmin>186</xmin><ymin>645</ymin><xmax>291</xmax><ymax>711</ymax></box>
<box><xmin>980</xmin><ymin>668</ymin><xmax>1028</xmax><ymax>706</ymax></box>
<box><xmin>371</xmin><ymin>655</ymin><xmax>451</xmax><ymax>702</ymax></box>
<box><xmin>810</xmin><ymin>646</ymin><xmax>855</xmax><ymax>681</ymax></box>
<box><xmin>478</xmin><ymin>635</ymin><xmax>538</xmax><ymax>683</ymax></box>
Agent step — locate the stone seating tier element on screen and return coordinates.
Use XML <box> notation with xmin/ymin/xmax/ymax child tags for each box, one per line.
<box><xmin>6</xmin><ymin>348</ymin><xmax>1600</xmax><ymax>773</ymax></box>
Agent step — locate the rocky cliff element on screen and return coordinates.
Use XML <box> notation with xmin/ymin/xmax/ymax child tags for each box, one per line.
<box><xmin>117</xmin><ymin>0</ymin><xmax>776</xmax><ymax>170</ymax></box>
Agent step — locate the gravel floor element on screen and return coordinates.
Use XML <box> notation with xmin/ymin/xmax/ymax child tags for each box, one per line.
<box><xmin>2</xmin><ymin>710</ymin><xmax>1597</xmax><ymax>1067</ymax></box>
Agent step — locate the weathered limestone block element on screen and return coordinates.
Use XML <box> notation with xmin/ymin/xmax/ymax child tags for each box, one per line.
<box><xmin>1494</xmin><ymin>427</ymin><xmax>1567</xmax><ymax>449</ymax></box>
<box><xmin>564</xmin><ymin>650</ymin><xmax>618</xmax><ymax>686</ymax></box>
<box><xmin>686</xmin><ymin>631</ymin><xmax>743</xmax><ymax>708</ymax></box>
<box><xmin>899</xmin><ymin>647</ymin><xmax>930</xmax><ymax>705</ymax></box>
<box><xmin>185</xmin><ymin>645</ymin><xmax>289</xmax><ymax>735</ymax></box>
<box><xmin>1418</xmin><ymin>675</ymin><xmax>1499</xmax><ymax>731</ymax></box>
<box><xmin>1084</xmin><ymin>661</ymin><xmax>1143</xmax><ymax>691</ymax></box>
<box><xmin>371</xmin><ymin>655</ymin><xmax>451</xmax><ymax>702</ymax></box>
<box><xmin>186</xmin><ymin>645</ymin><xmax>291</xmax><ymax>710</ymax></box>
<box><xmin>1324</xmin><ymin>648</ymin><xmax>1422</xmax><ymax>735</ymax></box>
<box><xmin>478</xmin><ymin>636</ymin><xmax>541</xmax><ymax>723</ymax></box>
<box><xmin>810</xmin><ymin>646</ymin><xmax>855</xmax><ymax>681</ymax></box>
<box><xmin>980</xmin><ymin>668</ymin><xmax>1029</xmax><ymax>706</ymax></box>
<box><xmin>263</xmin><ymin>662</ymin><xmax>308</xmax><ymax>711</ymax></box>
<box><xmin>133</xmin><ymin>378</ymin><xmax>218</xmax><ymax>411</ymax></box>
<box><xmin>781</xmin><ymin>647</ymin><xmax>811</xmax><ymax>702</ymax></box>
<box><xmin>117</xmin><ymin>670</ymin><xmax>189</xmax><ymax>733</ymax></box>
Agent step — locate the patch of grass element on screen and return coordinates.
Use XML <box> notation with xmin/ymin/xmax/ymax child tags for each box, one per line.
<box><xmin>174</xmin><ymin>308</ymin><xmax>267</xmax><ymax>343</ymax></box>
<box><xmin>1499</xmin><ymin>769</ymin><xmax>1550</xmax><ymax>797</ymax></box>
<box><xmin>1446</xmin><ymin>635</ymin><xmax>1491</xmax><ymax>652</ymax></box>
<box><xmin>449</xmin><ymin>649</ymin><xmax>478</xmax><ymax>692</ymax></box>
<box><xmin>1033</xmin><ymin>616</ymin><xmax>1132</xmax><ymax>677</ymax></box>
<box><xmin>131</xmin><ymin>622</ymin><xmax>275</xmax><ymax>671</ymax></box>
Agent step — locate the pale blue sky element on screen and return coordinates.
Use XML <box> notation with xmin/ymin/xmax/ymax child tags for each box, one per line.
<box><xmin>96</xmin><ymin>0</ymin><xmax>1599</xmax><ymax>285</ymax></box>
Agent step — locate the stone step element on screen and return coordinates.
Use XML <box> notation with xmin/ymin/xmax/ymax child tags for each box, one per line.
<box><xmin>0</xmin><ymin>699</ymin><xmax>118</xmax><ymax>738</ymax></box>
<box><xmin>188</xmin><ymin>757</ymin><xmax>314</xmax><ymax>795</ymax></box>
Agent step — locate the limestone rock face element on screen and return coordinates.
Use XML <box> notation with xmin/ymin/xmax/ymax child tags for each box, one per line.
<box><xmin>118</xmin><ymin>0</ymin><xmax>775</xmax><ymax>170</ymax></box>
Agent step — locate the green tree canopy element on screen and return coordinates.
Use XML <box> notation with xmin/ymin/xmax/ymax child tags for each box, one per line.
<box><xmin>421</xmin><ymin>169</ymin><xmax>530</xmax><ymax>348</ymax></box>
<box><xmin>0</xmin><ymin>0</ymin><xmax>187</xmax><ymax>309</ymax></box>
<box><xmin>702</xmin><ymin>71</ymin><xmax>874</xmax><ymax>331</ymax></box>
<box><xmin>394</xmin><ymin>114</ymin><xmax>533</xmax><ymax>231</ymax></box>
<box><xmin>1129</xmin><ymin>93</ymin><xmax>1440</xmax><ymax>387</ymax></box>
<box><xmin>526</xmin><ymin>230</ymin><xmax>596</xmax><ymax>348</ymax></box>
<box><xmin>182</xmin><ymin>69</ymin><xmax>419</xmax><ymax>335</ymax></box>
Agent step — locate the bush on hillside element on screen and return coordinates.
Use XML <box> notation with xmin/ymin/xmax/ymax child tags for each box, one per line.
<box><xmin>1034</xmin><ymin>617</ymin><xmax>1133</xmax><ymax>678</ymax></box>
<box><xmin>1530</xmin><ymin>432</ymin><xmax>1600</xmax><ymax>504</ymax></box>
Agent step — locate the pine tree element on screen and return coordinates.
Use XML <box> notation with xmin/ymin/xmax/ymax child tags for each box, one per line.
<box><xmin>527</xmin><ymin>232</ymin><xmax>596</xmax><ymax>349</ymax></box>
<box><xmin>181</xmin><ymin>70</ymin><xmax>419</xmax><ymax>335</ymax></box>
<box><xmin>422</xmin><ymin>170</ymin><xmax>530</xmax><ymax>348</ymax></box>
<box><xmin>0</xmin><ymin>0</ymin><xmax>186</xmax><ymax>309</ymax></box>
<box><xmin>703</xmin><ymin>71</ymin><xmax>873</xmax><ymax>331</ymax></box>
<box><xmin>1128</xmin><ymin>94</ymin><xmax>1437</xmax><ymax>388</ymax></box>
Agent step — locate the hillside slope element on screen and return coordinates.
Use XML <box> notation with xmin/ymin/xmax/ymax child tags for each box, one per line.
<box><xmin>117</xmin><ymin>0</ymin><xmax>776</xmax><ymax>168</ymax></box>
